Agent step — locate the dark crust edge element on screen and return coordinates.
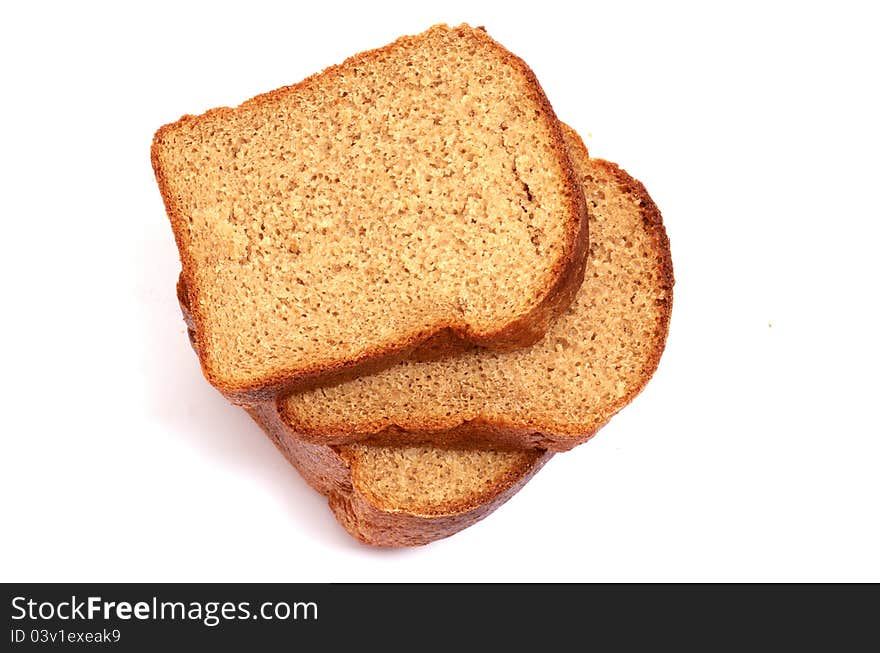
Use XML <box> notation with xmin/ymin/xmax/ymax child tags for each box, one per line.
<box><xmin>277</xmin><ymin>129</ymin><xmax>674</xmax><ymax>452</ymax></box>
<box><xmin>152</xmin><ymin>23</ymin><xmax>588</xmax><ymax>404</ymax></box>
<box><xmin>244</xmin><ymin>402</ymin><xmax>552</xmax><ymax>548</ymax></box>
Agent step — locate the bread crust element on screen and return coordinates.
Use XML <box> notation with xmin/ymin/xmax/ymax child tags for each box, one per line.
<box><xmin>275</xmin><ymin>133</ymin><xmax>674</xmax><ymax>452</ymax></box>
<box><xmin>245</xmin><ymin>402</ymin><xmax>552</xmax><ymax>547</ymax></box>
<box><xmin>153</xmin><ymin>24</ymin><xmax>588</xmax><ymax>404</ymax></box>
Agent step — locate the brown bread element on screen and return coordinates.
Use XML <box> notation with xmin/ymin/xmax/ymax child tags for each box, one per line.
<box><xmin>153</xmin><ymin>24</ymin><xmax>588</xmax><ymax>403</ymax></box>
<box><xmin>247</xmin><ymin>403</ymin><xmax>551</xmax><ymax>547</ymax></box>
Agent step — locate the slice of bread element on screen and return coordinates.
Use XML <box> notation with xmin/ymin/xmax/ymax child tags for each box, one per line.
<box><xmin>153</xmin><ymin>24</ymin><xmax>588</xmax><ymax>402</ymax></box>
<box><xmin>277</xmin><ymin>125</ymin><xmax>674</xmax><ymax>451</ymax></box>
<box><xmin>246</xmin><ymin>403</ymin><xmax>551</xmax><ymax>547</ymax></box>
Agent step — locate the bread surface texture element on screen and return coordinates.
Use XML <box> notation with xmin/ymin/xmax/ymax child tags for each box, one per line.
<box><xmin>279</xmin><ymin>125</ymin><xmax>673</xmax><ymax>450</ymax></box>
<box><xmin>153</xmin><ymin>23</ymin><xmax>587</xmax><ymax>402</ymax></box>
<box><xmin>246</xmin><ymin>403</ymin><xmax>551</xmax><ymax>547</ymax></box>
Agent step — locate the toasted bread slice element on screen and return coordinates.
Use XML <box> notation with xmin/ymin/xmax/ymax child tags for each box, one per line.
<box><xmin>277</xmin><ymin>125</ymin><xmax>673</xmax><ymax>451</ymax></box>
<box><xmin>153</xmin><ymin>24</ymin><xmax>588</xmax><ymax>402</ymax></box>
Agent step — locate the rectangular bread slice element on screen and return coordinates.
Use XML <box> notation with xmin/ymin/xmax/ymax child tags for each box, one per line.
<box><xmin>276</xmin><ymin>125</ymin><xmax>674</xmax><ymax>451</ymax></box>
<box><xmin>152</xmin><ymin>23</ymin><xmax>588</xmax><ymax>403</ymax></box>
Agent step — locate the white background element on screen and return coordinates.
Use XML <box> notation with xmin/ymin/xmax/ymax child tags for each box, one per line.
<box><xmin>2</xmin><ymin>0</ymin><xmax>878</xmax><ymax>582</ymax></box>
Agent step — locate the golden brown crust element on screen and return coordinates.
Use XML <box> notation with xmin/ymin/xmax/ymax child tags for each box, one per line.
<box><xmin>276</xmin><ymin>131</ymin><xmax>674</xmax><ymax>452</ymax></box>
<box><xmin>152</xmin><ymin>24</ymin><xmax>588</xmax><ymax>404</ymax></box>
<box><xmin>244</xmin><ymin>403</ymin><xmax>552</xmax><ymax>547</ymax></box>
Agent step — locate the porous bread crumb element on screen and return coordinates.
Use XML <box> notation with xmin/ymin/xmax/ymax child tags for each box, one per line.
<box><xmin>342</xmin><ymin>444</ymin><xmax>538</xmax><ymax>515</ymax></box>
<box><xmin>153</xmin><ymin>24</ymin><xmax>585</xmax><ymax>397</ymax></box>
<box><xmin>281</xmin><ymin>126</ymin><xmax>673</xmax><ymax>450</ymax></box>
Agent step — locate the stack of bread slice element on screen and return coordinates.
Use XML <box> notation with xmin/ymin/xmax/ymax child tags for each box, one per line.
<box><xmin>152</xmin><ymin>24</ymin><xmax>673</xmax><ymax>546</ymax></box>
